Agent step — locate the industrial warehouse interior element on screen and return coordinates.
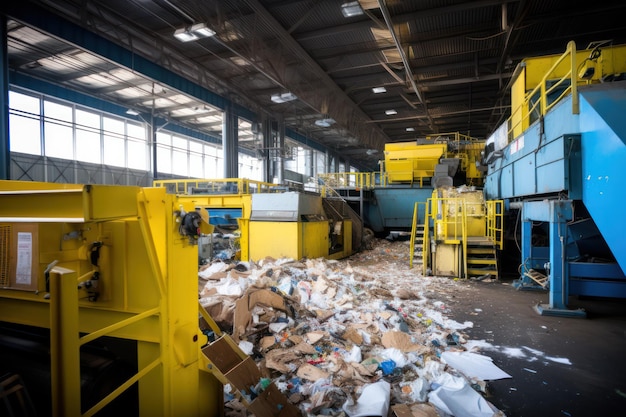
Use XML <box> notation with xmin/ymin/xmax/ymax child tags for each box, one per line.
<box><xmin>0</xmin><ymin>1</ymin><xmax>625</xmax><ymax>417</ymax></box>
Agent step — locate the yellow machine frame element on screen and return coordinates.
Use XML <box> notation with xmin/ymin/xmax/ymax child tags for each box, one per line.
<box><xmin>509</xmin><ymin>41</ymin><xmax>626</xmax><ymax>139</ymax></box>
<box><xmin>0</xmin><ymin>180</ymin><xmax>222</xmax><ymax>417</ymax></box>
<box><xmin>319</xmin><ymin>132</ymin><xmax>487</xmax><ymax>190</ymax></box>
<box><xmin>410</xmin><ymin>187</ymin><xmax>504</xmax><ymax>279</ymax></box>
<box><xmin>153</xmin><ymin>178</ymin><xmax>354</xmax><ymax>262</ymax></box>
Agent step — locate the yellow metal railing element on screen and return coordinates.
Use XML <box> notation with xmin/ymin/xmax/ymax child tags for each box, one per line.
<box><xmin>153</xmin><ymin>178</ymin><xmax>280</xmax><ymax>195</ymax></box>
<box><xmin>422</xmin><ymin>200</ymin><xmax>431</xmax><ymax>276</ymax></box>
<box><xmin>425</xmin><ymin>196</ymin><xmax>502</xmax><ymax>279</ymax></box>
<box><xmin>487</xmin><ymin>200</ymin><xmax>504</xmax><ymax>250</ymax></box>
<box><xmin>318</xmin><ymin>132</ymin><xmax>485</xmax><ymax>190</ymax></box>
<box><xmin>409</xmin><ymin>201</ymin><xmax>426</xmax><ymax>269</ymax></box>
<box><xmin>432</xmin><ymin>197</ymin><xmax>465</xmax><ymax>244</ymax></box>
<box><xmin>317</xmin><ymin>171</ymin><xmax>377</xmax><ymax>189</ymax></box>
<box><xmin>507</xmin><ymin>41</ymin><xmax>578</xmax><ymax>141</ymax></box>
<box><xmin>49</xmin><ymin>268</ymin><xmax>163</xmax><ymax>417</ymax></box>
<box><xmin>462</xmin><ymin>204</ymin><xmax>468</xmax><ymax>280</ymax></box>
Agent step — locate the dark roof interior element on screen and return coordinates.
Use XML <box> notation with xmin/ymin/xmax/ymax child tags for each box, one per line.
<box><xmin>4</xmin><ymin>0</ymin><xmax>626</xmax><ymax>169</ymax></box>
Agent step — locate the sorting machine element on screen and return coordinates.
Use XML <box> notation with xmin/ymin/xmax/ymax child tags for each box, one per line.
<box><xmin>482</xmin><ymin>40</ymin><xmax>626</xmax><ymax>316</ymax></box>
<box><xmin>153</xmin><ymin>177</ymin><xmax>357</xmax><ymax>262</ymax></box>
<box><xmin>0</xmin><ymin>177</ymin><xmax>354</xmax><ymax>416</ymax></box>
<box><xmin>0</xmin><ymin>181</ymin><xmax>225</xmax><ymax>416</ymax></box>
<box><xmin>318</xmin><ymin>132</ymin><xmax>486</xmax><ymax>235</ymax></box>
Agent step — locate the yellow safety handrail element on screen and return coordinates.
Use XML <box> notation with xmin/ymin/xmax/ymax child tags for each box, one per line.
<box><xmin>153</xmin><ymin>177</ymin><xmax>280</xmax><ymax>195</ymax></box>
<box><xmin>487</xmin><ymin>200</ymin><xmax>504</xmax><ymax>250</ymax></box>
<box><xmin>462</xmin><ymin>203</ymin><xmax>468</xmax><ymax>280</ymax></box>
<box><xmin>422</xmin><ymin>199</ymin><xmax>431</xmax><ymax>276</ymax></box>
<box><xmin>507</xmin><ymin>41</ymin><xmax>578</xmax><ymax>141</ymax></box>
<box><xmin>409</xmin><ymin>202</ymin><xmax>419</xmax><ymax>269</ymax></box>
<box><xmin>409</xmin><ymin>201</ymin><xmax>427</xmax><ymax>269</ymax></box>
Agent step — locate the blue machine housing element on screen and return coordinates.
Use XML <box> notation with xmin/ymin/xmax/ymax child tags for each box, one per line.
<box><xmin>484</xmin><ymin>81</ymin><xmax>626</xmax><ymax>316</ymax></box>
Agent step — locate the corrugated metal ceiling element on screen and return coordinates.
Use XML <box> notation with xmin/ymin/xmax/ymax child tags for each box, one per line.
<box><xmin>3</xmin><ymin>0</ymin><xmax>626</xmax><ymax>169</ymax></box>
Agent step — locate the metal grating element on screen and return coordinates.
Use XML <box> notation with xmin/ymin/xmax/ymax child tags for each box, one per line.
<box><xmin>0</xmin><ymin>225</ymin><xmax>10</xmax><ymax>287</ymax></box>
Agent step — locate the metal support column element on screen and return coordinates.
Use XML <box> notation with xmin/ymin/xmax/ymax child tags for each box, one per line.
<box><xmin>308</xmin><ymin>148</ymin><xmax>315</xmax><ymax>179</ymax></box>
<box><xmin>276</xmin><ymin>116</ymin><xmax>285</xmax><ymax>185</ymax></box>
<box><xmin>513</xmin><ymin>211</ymin><xmax>544</xmax><ymax>289</ymax></box>
<box><xmin>150</xmin><ymin>112</ymin><xmax>157</xmax><ymax>180</ymax></box>
<box><xmin>49</xmin><ymin>267</ymin><xmax>81</xmax><ymax>417</ymax></box>
<box><xmin>261</xmin><ymin>117</ymin><xmax>273</xmax><ymax>182</ymax></box>
<box><xmin>222</xmin><ymin>106</ymin><xmax>238</xmax><ymax>179</ymax></box>
<box><xmin>0</xmin><ymin>18</ymin><xmax>10</xmax><ymax>180</ymax></box>
<box><xmin>523</xmin><ymin>200</ymin><xmax>585</xmax><ymax>317</ymax></box>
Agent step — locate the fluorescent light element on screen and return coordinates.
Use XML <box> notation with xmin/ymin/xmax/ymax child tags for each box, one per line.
<box><xmin>385</xmin><ymin>109</ymin><xmax>397</xmax><ymax>115</ymax></box>
<box><xmin>315</xmin><ymin>118</ymin><xmax>336</xmax><ymax>127</ymax></box>
<box><xmin>174</xmin><ymin>23</ymin><xmax>215</xmax><ymax>42</ymax></box>
<box><xmin>341</xmin><ymin>1</ymin><xmax>363</xmax><ymax>17</ymax></box>
<box><xmin>126</xmin><ymin>109</ymin><xmax>140</xmax><ymax>116</ymax></box>
<box><xmin>190</xmin><ymin>23</ymin><xmax>215</xmax><ymax>37</ymax></box>
<box><xmin>406</xmin><ymin>127</ymin><xmax>415</xmax><ymax>132</ymax></box>
<box><xmin>280</xmin><ymin>92</ymin><xmax>297</xmax><ymax>102</ymax></box>
<box><xmin>174</xmin><ymin>28</ymin><xmax>198</xmax><ymax>42</ymax></box>
<box><xmin>372</xmin><ymin>86</ymin><xmax>387</xmax><ymax>94</ymax></box>
<box><xmin>271</xmin><ymin>92</ymin><xmax>297</xmax><ymax>103</ymax></box>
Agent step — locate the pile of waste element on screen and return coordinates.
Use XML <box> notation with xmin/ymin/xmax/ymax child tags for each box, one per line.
<box><xmin>198</xmin><ymin>238</ymin><xmax>509</xmax><ymax>417</ymax></box>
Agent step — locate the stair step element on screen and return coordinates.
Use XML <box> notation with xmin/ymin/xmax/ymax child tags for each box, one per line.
<box><xmin>467</xmin><ymin>258</ymin><xmax>497</xmax><ymax>265</ymax></box>
<box><xmin>467</xmin><ymin>268</ymin><xmax>498</xmax><ymax>276</ymax></box>
<box><xmin>467</xmin><ymin>247</ymin><xmax>495</xmax><ymax>252</ymax></box>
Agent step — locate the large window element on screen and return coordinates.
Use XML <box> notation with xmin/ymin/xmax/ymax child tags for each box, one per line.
<box><xmin>156</xmin><ymin>131</ymin><xmax>229</xmax><ymax>179</ymax></box>
<box><xmin>8</xmin><ymin>91</ymin><xmax>41</xmax><ymax>154</ymax></box>
<box><xmin>9</xmin><ymin>90</ymin><xmax>148</xmax><ymax>170</ymax></box>
<box><xmin>8</xmin><ymin>89</ymin><xmax>277</xmax><ymax>182</ymax></box>
<box><xmin>43</xmin><ymin>100</ymin><xmax>73</xmax><ymax>159</ymax></box>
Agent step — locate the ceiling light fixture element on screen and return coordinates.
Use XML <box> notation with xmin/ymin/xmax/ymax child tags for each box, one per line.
<box><xmin>190</xmin><ymin>23</ymin><xmax>215</xmax><ymax>37</ymax></box>
<box><xmin>125</xmin><ymin>108</ymin><xmax>140</xmax><ymax>116</ymax></box>
<box><xmin>270</xmin><ymin>92</ymin><xmax>297</xmax><ymax>103</ymax></box>
<box><xmin>315</xmin><ymin>117</ymin><xmax>336</xmax><ymax>127</ymax></box>
<box><xmin>385</xmin><ymin>109</ymin><xmax>397</xmax><ymax>115</ymax></box>
<box><xmin>174</xmin><ymin>23</ymin><xmax>215</xmax><ymax>42</ymax></box>
<box><xmin>406</xmin><ymin>127</ymin><xmax>415</xmax><ymax>132</ymax></box>
<box><xmin>372</xmin><ymin>86</ymin><xmax>387</xmax><ymax>94</ymax></box>
<box><xmin>341</xmin><ymin>2</ymin><xmax>364</xmax><ymax>18</ymax></box>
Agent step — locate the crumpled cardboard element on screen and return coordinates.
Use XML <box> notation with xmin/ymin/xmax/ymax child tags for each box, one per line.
<box><xmin>297</xmin><ymin>363</ymin><xmax>330</xmax><ymax>381</ymax></box>
<box><xmin>382</xmin><ymin>330</ymin><xmax>429</xmax><ymax>354</ymax></box>
<box><xmin>391</xmin><ymin>403</ymin><xmax>440</xmax><ymax>417</ymax></box>
<box><xmin>233</xmin><ymin>288</ymin><xmax>290</xmax><ymax>339</ymax></box>
<box><xmin>265</xmin><ymin>348</ymin><xmax>301</xmax><ymax>373</ymax></box>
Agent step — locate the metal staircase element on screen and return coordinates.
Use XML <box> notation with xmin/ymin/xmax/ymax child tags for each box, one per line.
<box><xmin>410</xmin><ymin>202</ymin><xmax>427</xmax><ymax>269</ymax></box>
<box><xmin>465</xmin><ymin>237</ymin><xmax>499</xmax><ymax>279</ymax></box>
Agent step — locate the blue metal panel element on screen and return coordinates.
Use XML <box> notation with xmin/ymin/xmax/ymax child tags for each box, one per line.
<box><xmin>484</xmin><ymin>96</ymin><xmax>581</xmax><ymax>200</ymax></box>
<box><xmin>579</xmin><ymin>85</ymin><xmax>626</xmax><ymax>273</ymax></box>
<box><xmin>205</xmin><ymin>208</ymin><xmax>242</xmax><ymax>227</ymax></box>
<box><xmin>569</xmin><ymin>261</ymin><xmax>626</xmax><ymax>298</ymax></box>
<box><xmin>364</xmin><ymin>187</ymin><xmax>433</xmax><ymax>232</ymax></box>
<box><xmin>512</xmin><ymin>154</ymin><xmax>536</xmax><ymax>196</ymax></box>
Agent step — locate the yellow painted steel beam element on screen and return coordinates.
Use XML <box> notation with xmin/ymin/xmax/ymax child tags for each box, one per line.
<box><xmin>0</xmin><ymin>181</ymin><xmax>140</xmax><ymax>222</ymax></box>
<box><xmin>49</xmin><ymin>267</ymin><xmax>81</xmax><ymax>417</ymax></box>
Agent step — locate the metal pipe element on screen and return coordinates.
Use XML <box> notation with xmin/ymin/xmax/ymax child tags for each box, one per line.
<box><xmin>377</xmin><ymin>0</ymin><xmax>434</xmax><ymax>129</ymax></box>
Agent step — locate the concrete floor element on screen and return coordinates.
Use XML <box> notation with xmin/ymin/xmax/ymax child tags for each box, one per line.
<box><xmin>447</xmin><ymin>276</ymin><xmax>626</xmax><ymax>417</ymax></box>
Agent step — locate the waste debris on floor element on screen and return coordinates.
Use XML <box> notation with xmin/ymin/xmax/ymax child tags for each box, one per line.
<box><xmin>198</xmin><ymin>238</ymin><xmax>511</xmax><ymax>417</ymax></box>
